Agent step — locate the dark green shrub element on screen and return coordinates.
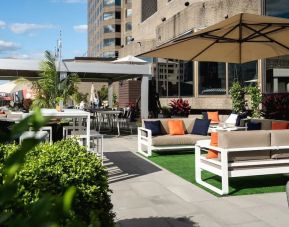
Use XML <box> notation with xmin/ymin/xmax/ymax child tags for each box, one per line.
<box><xmin>262</xmin><ymin>93</ymin><xmax>289</xmax><ymax>120</ymax></box>
<box><xmin>0</xmin><ymin>139</ymin><xmax>114</xmax><ymax>226</ymax></box>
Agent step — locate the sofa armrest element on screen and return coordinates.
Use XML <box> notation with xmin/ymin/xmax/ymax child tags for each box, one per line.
<box><xmin>138</xmin><ymin>127</ymin><xmax>152</xmax><ymax>140</ymax></box>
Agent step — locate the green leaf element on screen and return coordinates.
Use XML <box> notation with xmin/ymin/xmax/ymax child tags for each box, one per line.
<box><xmin>63</xmin><ymin>186</ymin><xmax>76</xmax><ymax>213</ymax></box>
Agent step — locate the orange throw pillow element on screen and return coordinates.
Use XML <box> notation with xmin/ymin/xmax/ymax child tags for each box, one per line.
<box><xmin>207</xmin><ymin>132</ymin><xmax>218</xmax><ymax>159</ymax></box>
<box><xmin>207</xmin><ymin>111</ymin><xmax>220</xmax><ymax>123</ymax></box>
<box><xmin>272</xmin><ymin>121</ymin><xmax>289</xmax><ymax>130</ymax></box>
<box><xmin>167</xmin><ymin>120</ymin><xmax>185</xmax><ymax>135</ymax></box>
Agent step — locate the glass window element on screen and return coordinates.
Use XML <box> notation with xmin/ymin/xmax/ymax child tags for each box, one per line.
<box><xmin>126</xmin><ymin>8</ymin><xmax>132</xmax><ymax>17</ymax></box>
<box><xmin>180</xmin><ymin>61</ymin><xmax>194</xmax><ymax>96</ymax></box>
<box><xmin>125</xmin><ymin>22</ymin><xmax>132</xmax><ymax>31</ymax></box>
<box><xmin>228</xmin><ymin>61</ymin><xmax>258</xmax><ymax>88</ymax></box>
<box><xmin>103</xmin><ymin>12</ymin><xmax>114</xmax><ymax>20</ymax></box>
<box><xmin>103</xmin><ymin>38</ymin><xmax>115</xmax><ymax>47</ymax></box>
<box><xmin>104</xmin><ymin>0</ymin><xmax>121</xmax><ymax>6</ymax></box>
<box><xmin>199</xmin><ymin>62</ymin><xmax>226</xmax><ymax>95</ymax></box>
<box><xmin>265</xmin><ymin>0</ymin><xmax>289</xmax><ymax>93</ymax></box>
<box><xmin>103</xmin><ymin>51</ymin><xmax>117</xmax><ymax>58</ymax></box>
<box><xmin>103</xmin><ymin>24</ymin><xmax>115</xmax><ymax>33</ymax></box>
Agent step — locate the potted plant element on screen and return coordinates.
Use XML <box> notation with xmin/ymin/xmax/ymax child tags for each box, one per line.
<box><xmin>246</xmin><ymin>85</ymin><xmax>262</xmax><ymax>118</ymax></box>
<box><xmin>160</xmin><ymin>106</ymin><xmax>171</xmax><ymax>118</ymax></box>
<box><xmin>55</xmin><ymin>97</ymin><xmax>64</xmax><ymax>112</ymax></box>
<box><xmin>169</xmin><ymin>98</ymin><xmax>191</xmax><ymax>117</ymax></box>
<box><xmin>229</xmin><ymin>82</ymin><xmax>246</xmax><ymax>114</ymax></box>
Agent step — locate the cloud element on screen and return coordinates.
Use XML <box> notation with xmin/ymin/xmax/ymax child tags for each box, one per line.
<box><xmin>5</xmin><ymin>51</ymin><xmax>45</xmax><ymax>60</ymax></box>
<box><xmin>73</xmin><ymin>24</ymin><xmax>87</xmax><ymax>33</ymax></box>
<box><xmin>0</xmin><ymin>20</ymin><xmax>6</xmax><ymax>29</ymax></box>
<box><xmin>0</xmin><ymin>40</ymin><xmax>20</xmax><ymax>52</ymax></box>
<box><xmin>10</xmin><ymin>23</ymin><xmax>56</xmax><ymax>34</ymax></box>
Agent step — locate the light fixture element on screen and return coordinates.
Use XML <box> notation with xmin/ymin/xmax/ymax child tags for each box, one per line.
<box><xmin>161</xmin><ymin>17</ymin><xmax>166</xmax><ymax>22</ymax></box>
<box><xmin>185</xmin><ymin>2</ymin><xmax>189</xmax><ymax>6</ymax></box>
<box><xmin>130</xmin><ymin>37</ymin><xmax>134</xmax><ymax>42</ymax></box>
<box><xmin>224</xmin><ymin>14</ymin><xmax>229</xmax><ymax>19</ymax></box>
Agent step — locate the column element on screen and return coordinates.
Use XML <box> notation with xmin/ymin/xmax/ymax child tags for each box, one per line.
<box><xmin>141</xmin><ymin>75</ymin><xmax>150</xmax><ymax>119</ymax></box>
<box><xmin>108</xmin><ymin>80</ymin><xmax>113</xmax><ymax>108</ymax></box>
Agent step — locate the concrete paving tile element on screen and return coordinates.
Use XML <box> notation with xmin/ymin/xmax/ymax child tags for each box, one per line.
<box><xmin>230</xmin><ymin>221</ymin><xmax>272</xmax><ymax>227</ymax></box>
<box><xmin>129</xmin><ymin>181</ymin><xmax>173</xmax><ymax>198</ymax></box>
<box><xmin>167</xmin><ymin>185</ymin><xmax>216</xmax><ymax>202</ymax></box>
<box><xmin>153</xmin><ymin>203</ymin><xmax>199</xmax><ymax>217</ymax></box>
<box><xmin>252</xmin><ymin>192</ymin><xmax>288</xmax><ymax>209</ymax></box>
<box><xmin>196</xmin><ymin>200</ymin><xmax>258</xmax><ymax>225</ymax></box>
<box><xmin>246</xmin><ymin>205</ymin><xmax>289</xmax><ymax>227</ymax></box>
<box><xmin>188</xmin><ymin>214</ymin><xmax>223</xmax><ymax>227</ymax></box>
<box><xmin>223</xmin><ymin>195</ymin><xmax>267</xmax><ymax>209</ymax></box>
<box><xmin>116</xmin><ymin>206</ymin><xmax>158</xmax><ymax>220</ymax></box>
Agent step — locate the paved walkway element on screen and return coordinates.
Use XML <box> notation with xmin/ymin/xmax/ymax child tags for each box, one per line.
<box><xmin>104</xmin><ymin>135</ymin><xmax>289</xmax><ymax>227</ymax></box>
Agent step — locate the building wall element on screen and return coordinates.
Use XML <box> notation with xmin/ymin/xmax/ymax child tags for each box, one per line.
<box><xmin>118</xmin><ymin>80</ymin><xmax>141</xmax><ymax>107</ymax></box>
<box><xmin>118</xmin><ymin>0</ymin><xmax>263</xmax><ymax>110</ymax></box>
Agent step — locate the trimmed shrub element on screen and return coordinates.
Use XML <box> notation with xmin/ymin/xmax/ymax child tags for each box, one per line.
<box><xmin>0</xmin><ymin>139</ymin><xmax>114</xmax><ymax>226</ymax></box>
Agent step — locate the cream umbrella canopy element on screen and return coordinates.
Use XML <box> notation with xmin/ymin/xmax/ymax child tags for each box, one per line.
<box><xmin>0</xmin><ymin>80</ymin><xmax>31</xmax><ymax>94</ymax></box>
<box><xmin>112</xmin><ymin>55</ymin><xmax>147</xmax><ymax>64</ymax></box>
<box><xmin>90</xmin><ymin>83</ymin><xmax>96</xmax><ymax>104</ymax></box>
<box><xmin>142</xmin><ymin>13</ymin><xmax>289</xmax><ymax>64</ymax></box>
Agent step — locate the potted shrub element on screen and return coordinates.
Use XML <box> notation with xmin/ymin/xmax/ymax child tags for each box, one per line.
<box><xmin>55</xmin><ymin>97</ymin><xmax>64</xmax><ymax>112</ymax></box>
<box><xmin>246</xmin><ymin>85</ymin><xmax>262</xmax><ymax>118</ymax></box>
<box><xmin>229</xmin><ymin>82</ymin><xmax>246</xmax><ymax>114</ymax></box>
<box><xmin>169</xmin><ymin>98</ymin><xmax>191</xmax><ymax>117</ymax></box>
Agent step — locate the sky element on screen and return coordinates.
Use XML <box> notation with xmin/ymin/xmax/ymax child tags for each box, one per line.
<box><xmin>0</xmin><ymin>0</ymin><xmax>87</xmax><ymax>60</ymax></box>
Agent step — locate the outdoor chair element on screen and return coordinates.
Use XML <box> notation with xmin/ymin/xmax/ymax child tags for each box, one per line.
<box><xmin>20</xmin><ymin>131</ymin><xmax>49</xmax><ymax>144</ymax></box>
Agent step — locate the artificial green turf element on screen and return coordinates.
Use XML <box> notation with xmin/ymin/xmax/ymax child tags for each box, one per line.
<box><xmin>149</xmin><ymin>152</ymin><xmax>289</xmax><ymax>196</ymax></box>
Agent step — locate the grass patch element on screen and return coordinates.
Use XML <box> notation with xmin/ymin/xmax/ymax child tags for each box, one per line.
<box><xmin>149</xmin><ymin>151</ymin><xmax>289</xmax><ymax>196</ymax></box>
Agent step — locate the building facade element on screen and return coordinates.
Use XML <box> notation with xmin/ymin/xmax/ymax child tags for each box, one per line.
<box><xmin>88</xmin><ymin>0</ymin><xmax>122</xmax><ymax>58</ymax></box>
<box><xmin>119</xmin><ymin>0</ymin><xmax>289</xmax><ymax>110</ymax></box>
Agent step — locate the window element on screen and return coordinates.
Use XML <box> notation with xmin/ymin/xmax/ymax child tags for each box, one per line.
<box><xmin>103</xmin><ymin>38</ymin><xmax>115</xmax><ymax>47</ymax></box>
<box><xmin>228</xmin><ymin>61</ymin><xmax>258</xmax><ymax>88</ymax></box>
<box><xmin>180</xmin><ymin>61</ymin><xmax>194</xmax><ymax>96</ymax></box>
<box><xmin>126</xmin><ymin>8</ymin><xmax>132</xmax><ymax>17</ymax></box>
<box><xmin>103</xmin><ymin>12</ymin><xmax>114</xmax><ymax>20</ymax></box>
<box><xmin>125</xmin><ymin>22</ymin><xmax>132</xmax><ymax>31</ymax></box>
<box><xmin>141</xmin><ymin>0</ymin><xmax>157</xmax><ymax>22</ymax></box>
<box><xmin>199</xmin><ymin>62</ymin><xmax>226</xmax><ymax>95</ymax></box>
<box><xmin>104</xmin><ymin>0</ymin><xmax>121</xmax><ymax>7</ymax></box>
<box><xmin>103</xmin><ymin>24</ymin><xmax>120</xmax><ymax>33</ymax></box>
<box><xmin>265</xmin><ymin>0</ymin><xmax>289</xmax><ymax>93</ymax></box>
<box><xmin>103</xmin><ymin>51</ymin><xmax>118</xmax><ymax>58</ymax></box>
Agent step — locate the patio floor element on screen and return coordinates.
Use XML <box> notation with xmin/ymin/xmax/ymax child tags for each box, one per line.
<box><xmin>104</xmin><ymin>135</ymin><xmax>289</xmax><ymax>227</ymax></box>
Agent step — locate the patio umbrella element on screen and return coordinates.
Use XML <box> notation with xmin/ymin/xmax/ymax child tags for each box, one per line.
<box><xmin>112</xmin><ymin>55</ymin><xmax>147</xmax><ymax>64</ymax></box>
<box><xmin>0</xmin><ymin>80</ymin><xmax>31</xmax><ymax>94</ymax></box>
<box><xmin>142</xmin><ymin>13</ymin><xmax>289</xmax><ymax>64</ymax></box>
<box><xmin>90</xmin><ymin>83</ymin><xmax>95</xmax><ymax>104</ymax></box>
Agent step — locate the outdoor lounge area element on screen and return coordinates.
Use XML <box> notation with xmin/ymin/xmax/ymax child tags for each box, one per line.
<box><xmin>1</xmin><ymin>6</ymin><xmax>289</xmax><ymax>226</ymax></box>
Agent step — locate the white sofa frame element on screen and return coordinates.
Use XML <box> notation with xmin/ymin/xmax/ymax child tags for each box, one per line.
<box><xmin>138</xmin><ymin>127</ymin><xmax>195</xmax><ymax>157</ymax></box>
<box><xmin>195</xmin><ymin>140</ymin><xmax>289</xmax><ymax>195</ymax></box>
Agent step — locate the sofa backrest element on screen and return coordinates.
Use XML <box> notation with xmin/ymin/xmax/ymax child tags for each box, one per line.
<box><xmin>242</xmin><ymin>118</ymin><xmax>289</xmax><ymax>130</ymax></box>
<box><xmin>270</xmin><ymin>130</ymin><xmax>289</xmax><ymax>146</ymax></box>
<box><xmin>188</xmin><ymin>114</ymin><xmax>228</xmax><ymax>122</ymax></box>
<box><xmin>218</xmin><ymin>130</ymin><xmax>271</xmax><ymax>149</ymax></box>
<box><xmin>142</xmin><ymin>118</ymin><xmax>197</xmax><ymax>134</ymax></box>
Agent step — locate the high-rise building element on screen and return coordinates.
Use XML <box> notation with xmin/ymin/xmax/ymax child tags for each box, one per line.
<box><xmin>121</xmin><ymin>0</ymin><xmax>132</xmax><ymax>47</ymax></box>
<box><xmin>88</xmin><ymin>0</ymin><xmax>122</xmax><ymax>58</ymax></box>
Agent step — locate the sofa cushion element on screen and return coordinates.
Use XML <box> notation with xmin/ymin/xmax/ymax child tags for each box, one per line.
<box><xmin>228</xmin><ymin>150</ymin><xmax>271</xmax><ymax>162</ymax></box>
<box><xmin>225</xmin><ymin>114</ymin><xmax>238</xmax><ymax>125</ymax></box>
<box><xmin>250</xmin><ymin>119</ymin><xmax>272</xmax><ymax>130</ymax></box>
<box><xmin>151</xmin><ymin>134</ymin><xmax>210</xmax><ymax>146</ymax></box>
<box><xmin>168</xmin><ymin>120</ymin><xmax>185</xmax><ymax>135</ymax></box>
<box><xmin>161</xmin><ymin>118</ymin><xmax>195</xmax><ymax>134</ymax></box>
<box><xmin>144</xmin><ymin>120</ymin><xmax>162</xmax><ymax>136</ymax></box>
<box><xmin>218</xmin><ymin>130</ymin><xmax>271</xmax><ymax>149</ymax></box>
<box><xmin>191</xmin><ymin>119</ymin><xmax>211</xmax><ymax>136</ymax></box>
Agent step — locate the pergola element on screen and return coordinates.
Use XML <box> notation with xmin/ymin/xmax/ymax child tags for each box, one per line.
<box><xmin>0</xmin><ymin>58</ymin><xmax>151</xmax><ymax>118</ymax></box>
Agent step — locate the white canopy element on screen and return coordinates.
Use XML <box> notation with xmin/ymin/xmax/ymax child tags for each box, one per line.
<box><xmin>0</xmin><ymin>80</ymin><xmax>31</xmax><ymax>94</ymax></box>
<box><xmin>112</xmin><ymin>55</ymin><xmax>147</xmax><ymax>64</ymax></box>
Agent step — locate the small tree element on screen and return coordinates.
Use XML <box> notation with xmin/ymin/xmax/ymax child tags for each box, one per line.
<box><xmin>246</xmin><ymin>85</ymin><xmax>262</xmax><ymax>118</ymax></box>
<box><xmin>229</xmin><ymin>82</ymin><xmax>246</xmax><ymax>114</ymax></box>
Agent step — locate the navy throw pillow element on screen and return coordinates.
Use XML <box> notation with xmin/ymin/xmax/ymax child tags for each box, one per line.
<box><xmin>192</xmin><ymin>119</ymin><xmax>211</xmax><ymax>136</ymax></box>
<box><xmin>235</xmin><ymin>112</ymin><xmax>248</xmax><ymax>126</ymax></box>
<box><xmin>247</xmin><ymin>121</ymin><xmax>261</xmax><ymax>131</ymax></box>
<box><xmin>144</xmin><ymin>120</ymin><xmax>162</xmax><ymax>136</ymax></box>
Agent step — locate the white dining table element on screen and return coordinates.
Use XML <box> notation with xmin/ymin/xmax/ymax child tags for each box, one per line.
<box><xmin>24</xmin><ymin>109</ymin><xmax>91</xmax><ymax>150</ymax></box>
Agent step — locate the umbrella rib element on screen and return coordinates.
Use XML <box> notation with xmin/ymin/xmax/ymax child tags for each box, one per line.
<box><xmin>244</xmin><ymin>25</ymin><xmax>286</xmax><ymax>41</ymax></box>
<box><xmin>244</xmin><ymin>24</ymin><xmax>289</xmax><ymax>51</ymax></box>
<box><xmin>200</xmin><ymin>34</ymin><xmax>237</xmax><ymax>42</ymax></box>
<box><xmin>239</xmin><ymin>13</ymin><xmax>243</xmax><ymax>64</ymax></box>
<box><xmin>189</xmin><ymin>24</ymin><xmax>240</xmax><ymax>61</ymax></box>
<box><xmin>243</xmin><ymin>24</ymin><xmax>271</xmax><ymax>41</ymax></box>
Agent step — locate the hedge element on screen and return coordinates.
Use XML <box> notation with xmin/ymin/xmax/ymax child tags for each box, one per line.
<box><xmin>0</xmin><ymin>139</ymin><xmax>114</xmax><ymax>226</ymax></box>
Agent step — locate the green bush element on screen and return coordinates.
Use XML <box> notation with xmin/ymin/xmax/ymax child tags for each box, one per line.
<box><xmin>0</xmin><ymin>139</ymin><xmax>114</xmax><ymax>226</ymax></box>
